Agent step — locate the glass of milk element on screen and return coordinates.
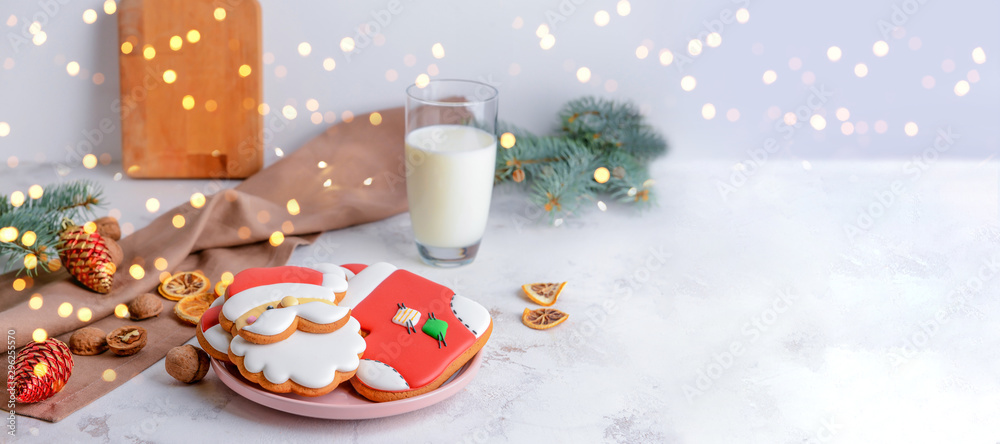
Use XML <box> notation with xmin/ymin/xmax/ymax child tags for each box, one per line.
<box><xmin>405</xmin><ymin>79</ymin><xmax>498</xmax><ymax>267</ymax></box>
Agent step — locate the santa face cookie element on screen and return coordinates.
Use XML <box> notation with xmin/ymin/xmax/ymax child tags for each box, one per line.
<box><xmin>338</xmin><ymin>262</ymin><xmax>493</xmax><ymax>402</ymax></box>
<box><xmin>195</xmin><ymin>264</ymin><xmax>366</xmax><ymax>397</ymax></box>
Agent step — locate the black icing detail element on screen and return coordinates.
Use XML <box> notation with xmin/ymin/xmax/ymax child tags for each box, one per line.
<box><xmin>266</xmin><ymin>305</ymin><xmax>274</xmax><ymax>310</ymax></box>
<box><xmin>451</xmin><ymin>294</ymin><xmax>482</xmax><ymax>336</ymax></box>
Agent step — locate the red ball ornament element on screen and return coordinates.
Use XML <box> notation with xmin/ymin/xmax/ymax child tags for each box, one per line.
<box><xmin>11</xmin><ymin>338</ymin><xmax>74</xmax><ymax>404</ymax></box>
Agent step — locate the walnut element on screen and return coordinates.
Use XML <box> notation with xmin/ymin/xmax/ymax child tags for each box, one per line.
<box><xmin>165</xmin><ymin>345</ymin><xmax>211</xmax><ymax>383</ymax></box>
<box><xmin>104</xmin><ymin>237</ymin><xmax>124</xmax><ymax>267</ymax></box>
<box><xmin>106</xmin><ymin>326</ymin><xmax>147</xmax><ymax>356</ymax></box>
<box><xmin>94</xmin><ymin>216</ymin><xmax>121</xmax><ymax>241</ymax></box>
<box><xmin>128</xmin><ymin>293</ymin><xmax>163</xmax><ymax>320</ymax></box>
<box><xmin>68</xmin><ymin>327</ymin><xmax>108</xmax><ymax>355</ymax></box>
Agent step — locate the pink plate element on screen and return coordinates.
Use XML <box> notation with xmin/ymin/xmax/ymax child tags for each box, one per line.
<box><xmin>211</xmin><ymin>352</ymin><xmax>483</xmax><ymax>420</ymax></box>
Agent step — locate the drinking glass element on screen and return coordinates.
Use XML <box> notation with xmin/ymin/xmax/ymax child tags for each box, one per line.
<box><xmin>405</xmin><ymin>79</ymin><xmax>499</xmax><ymax>267</ymax></box>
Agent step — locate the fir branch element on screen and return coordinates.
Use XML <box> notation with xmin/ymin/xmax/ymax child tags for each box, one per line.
<box><xmin>495</xmin><ymin>96</ymin><xmax>666</xmax><ymax>224</ymax></box>
<box><xmin>0</xmin><ymin>180</ymin><xmax>105</xmax><ymax>275</ymax></box>
<box><xmin>527</xmin><ymin>147</ymin><xmax>597</xmax><ymax>220</ymax></box>
<box><xmin>0</xmin><ymin>180</ymin><xmax>104</xmax><ymax>220</ymax></box>
<box><xmin>559</xmin><ymin>97</ymin><xmax>667</xmax><ymax>160</ymax></box>
<box><xmin>0</xmin><ymin>210</ymin><xmax>63</xmax><ymax>275</ymax></box>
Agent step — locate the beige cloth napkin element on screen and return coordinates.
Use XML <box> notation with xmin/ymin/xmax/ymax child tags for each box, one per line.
<box><xmin>1</xmin><ymin>106</ymin><xmax>409</xmax><ymax>422</ymax></box>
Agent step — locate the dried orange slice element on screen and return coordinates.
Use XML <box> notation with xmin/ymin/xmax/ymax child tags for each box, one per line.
<box><xmin>522</xmin><ymin>308</ymin><xmax>568</xmax><ymax>330</ymax></box>
<box><xmin>158</xmin><ymin>271</ymin><xmax>211</xmax><ymax>301</ymax></box>
<box><xmin>521</xmin><ymin>282</ymin><xmax>566</xmax><ymax>307</ymax></box>
<box><xmin>174</xmin><ymin>292</ymin><xmax>216</xmax><ymax>325</ymax></box>
<box><xmin>214</xmin><ymin>281</ymin><xmax>229</xmax><ymax>298</ymax></box>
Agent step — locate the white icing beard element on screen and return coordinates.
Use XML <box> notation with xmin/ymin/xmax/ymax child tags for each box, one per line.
<box><xmin>229</xmin><ymin>317</ymin><xmax>367</xmax><ymax>389</ymax></box>
<box><xmin>242</xmin><ymin>302</ymin><xmax>350</xmax><ymax>336</ymax></box>
<box><xmin>314</xmin><ymin>263</ymin><xmax>350</xmax><ymax>293</ymax></box>
<box><xmin>203</xmin><ymin>324</ymin><xmax>232</xmax><ymax>354</ymax></box>
<box><xmin>223</xmin><ymin>283</ymin><xmax>339</xmax><ymax>322</ymax></box>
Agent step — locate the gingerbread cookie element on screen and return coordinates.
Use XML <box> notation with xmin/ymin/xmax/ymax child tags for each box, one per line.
<box><xmin>338</xmin><ymin>262</ymin><xmax>493</xmax><ymax>402</ymax></box>
<box><xmin>196</xmin><ymin>263</ymin><xmax>366</xmax><ymax>397</ymax></box>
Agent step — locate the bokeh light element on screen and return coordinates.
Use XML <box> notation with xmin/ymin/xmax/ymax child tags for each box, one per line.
<box><xmin>129</xmin><ymin>264</ymin><xmax>145</xmax><ymax>280</ymax></box>
<box><xmin>827</xmin><ymin>46</ymin><xmax>842</xmax><ymax>62</ymax></box>
<box><xmin>954</xmin><ymin>80</ymin><xmax>970</xmax><ymax>96</ymax></box>
<box><xmin>500</xmin><ymin>132</ymin><xmax>516</xmax><ymax>149</ymax></box>
<box><xmin>810</xmin><ymin>115</ymin><xmax>827</xmax><ymax>130</ymax></box>
<box><xmin>762</xmin><ymin>70</ymin><xmax>777</xmax><ymax>85</ymax></box>
<box><xmin>701</xmin><ymin>103</ymin><xmax>716</xmax><ymax>120</ymax></box>
<box><xmin>854</xmin><ymin>63</ymin><xmax>868</xmax><ymax>77</ymax></box>
<box><xmin>594</xmin><ymin>10</ymin><xmax>610</xmax><ymax>26</ymax></box>
<box><xmin>680</xmin><ymin>75</ymin><xmax>696</xmax><ymax>91</ymax></box>
<box><xmin>57</xmin><ymin>302</ymin><xmax>73</xmax><ymax>318</ymax></box>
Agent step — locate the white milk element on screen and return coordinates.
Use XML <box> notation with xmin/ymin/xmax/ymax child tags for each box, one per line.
<box><xmin>405</xmin><ymin>124</ymin><xmax>497</xmax><ymax>248</ymax></box>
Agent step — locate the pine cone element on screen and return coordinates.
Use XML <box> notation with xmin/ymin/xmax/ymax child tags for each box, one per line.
<box><xmin>12</xmin><ymin>338</ymin><xmax>74</xmax><ymax>403</ymax></box>
<box><xmin>59</xmin><ymin>223</ymin><xmax>117</xmax><ymax>294</ymax></box>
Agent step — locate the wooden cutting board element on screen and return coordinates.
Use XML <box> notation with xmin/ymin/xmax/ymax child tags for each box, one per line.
<box><xmin>118</xmin><ymin>0</ymin><xmax>262</xmax><ymax>179</ymax></box>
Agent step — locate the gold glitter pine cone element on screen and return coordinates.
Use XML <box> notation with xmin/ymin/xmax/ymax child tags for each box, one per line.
<box><xmin>58</xmin><ymin>223</ymin><xmax>117</xmax><ymax>294</ymax></box>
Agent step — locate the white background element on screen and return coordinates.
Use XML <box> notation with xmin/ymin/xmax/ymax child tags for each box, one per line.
<box><xmin>0</xmin><ymin>0</ymin><xmax>997</xmax><ymax>175</ymax></box>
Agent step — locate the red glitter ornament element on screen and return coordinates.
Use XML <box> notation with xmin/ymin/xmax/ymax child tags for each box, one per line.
<box><xmin>11</xmin><ymin>338</ymin><xmax>74</xmax><ymax>403</ymax></box>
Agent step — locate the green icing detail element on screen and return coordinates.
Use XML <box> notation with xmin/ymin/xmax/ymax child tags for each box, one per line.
<box><xmin>422</xmin><ymin>318</ymin><xmax>448</xmax><ymax>341</ymax></box>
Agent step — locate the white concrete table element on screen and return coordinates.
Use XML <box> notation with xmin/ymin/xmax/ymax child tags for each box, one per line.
<box><xmin>7</xmin><ymin>159</ymin><xmax>999</xmax><ymax>442</ymax></box>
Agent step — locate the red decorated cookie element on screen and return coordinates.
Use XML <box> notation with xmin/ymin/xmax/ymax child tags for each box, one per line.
<box><xmin>337</xmin><ymin>262</ymin><xmax>493</xmax><ymax>402</ymax></box>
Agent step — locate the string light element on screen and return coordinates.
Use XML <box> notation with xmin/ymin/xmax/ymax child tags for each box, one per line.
<box><xmin>827</xmin><ymin>46</ymin><xmax>842</xmax><ymax>62</ymax></box>
<box><xmin>340</xmin><ymin>37</ymin><xmax>356</xmax><ymax>52</ymax></box>
<box><xmin>594</xmin><ymin>10</ymin><xmax>610</xmax><ymax>26</ymax></box>
<box><xmin>500</xmin><ymin>132</ymin><xmax>516</xmax><ymax>149</ymax></box>
<box><xmin>594</xmin><ymin>167</ymin><xmax>611</xmax><ymax>184</ymax></box>
<box><xmin>659</xmin><ymin>50</ymin><xmax>673</xmax><ymax>66</ymax></box>
<box><xmin>617</xmin><ymin>0</ymin><xmax>631</xmax><ymax>16</ymax></box>
<box><xmin>129</xmin><ymin>264</ymin><xmax>145</xmax><ymax>280</ymax></box>
<box><xmin>680</xmin><ymin>75</ymin><xmax>696</xmax><ymax>91</ymax></box>
<box><xmin>854</xmin><ymin>63</ymin><xmax>868</xmax><ymax>77</ymax></box>
<box><xmin>873</xmin><ymin>41</ymin><xmax>889</xmax><ymax>57</ymax></box>
<box><xmin>762</xmin><ymin>70</ymin><xmax>777</xmax><ymax>85</ymax></box>
<box><xmin>701</xmin><ymin>103</ymin><xmax>716</xmax><ymax>120</ymax></box>
<box><xmin>83</xmin><ymin>9</ymin><xmax>98</xmax><ymax>24</ymax></box>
